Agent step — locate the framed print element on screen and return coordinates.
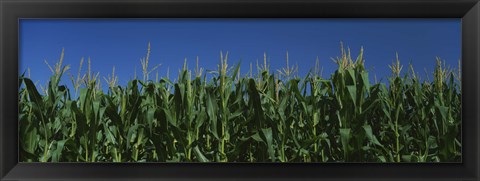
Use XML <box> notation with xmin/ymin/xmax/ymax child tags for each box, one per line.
<box><xmin>1</xmin><ymin>0</ymin><xmax>479</xmax><ymax>180</ymax></box>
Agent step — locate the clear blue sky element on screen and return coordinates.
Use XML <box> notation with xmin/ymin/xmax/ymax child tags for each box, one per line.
<box><xmin>20</xmin><ymin>19</ymin><xmax>461</xmax><ymax>89</ymax></box>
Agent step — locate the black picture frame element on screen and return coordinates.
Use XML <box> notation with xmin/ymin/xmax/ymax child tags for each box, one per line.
<box><xmin>1</xmin><ymin>0</ymin><xmax>479</xmax><ymax>180</ymax></box>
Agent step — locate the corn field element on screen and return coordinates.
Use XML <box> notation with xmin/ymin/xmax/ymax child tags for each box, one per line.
<box><xmin>19</xmin><ymin>45</ymin><xmax>462</xmax><ymax>162</ymax></box>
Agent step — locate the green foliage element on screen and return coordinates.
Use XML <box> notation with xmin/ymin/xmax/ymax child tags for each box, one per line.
<box><xmin>19</xmin><ymin>46</ymin><xmax>461</xmax><ymax>162</ymax></box>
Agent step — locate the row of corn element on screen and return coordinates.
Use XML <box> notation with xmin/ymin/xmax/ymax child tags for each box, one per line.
<box><xmin>19</xmin><ymin>44</ymin><xmax>461</xmax><ymax>162</ymax></box>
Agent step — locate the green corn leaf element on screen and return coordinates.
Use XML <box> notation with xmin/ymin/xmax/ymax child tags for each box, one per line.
<box><xmin>363</xmin><ymin>125</ymin><xmax>383</xmax><ymax>147</ymax></box>
<box><xmin>193</xmin><ymin>146</ymin><xmax>210</xmax><ymax>162</ymax></box>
